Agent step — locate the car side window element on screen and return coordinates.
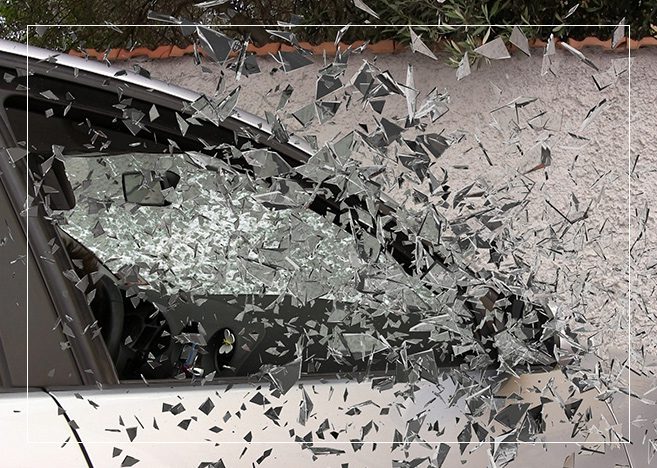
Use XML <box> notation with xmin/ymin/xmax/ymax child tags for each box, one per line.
<box><xmin>2</xmin><ymin>66</ymin><xmax>452</xmax><ymax>385</ymax></box>
<box><xmin>55</xmin><ymin>151</ymin><xmax>444</xmax><ymax>381</ymax></box>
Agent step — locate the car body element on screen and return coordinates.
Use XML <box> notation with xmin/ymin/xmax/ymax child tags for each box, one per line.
<box><xmin>0</xmin><ymin>38</ymin><xmax>640</xmax><ymax>467</ymax></box>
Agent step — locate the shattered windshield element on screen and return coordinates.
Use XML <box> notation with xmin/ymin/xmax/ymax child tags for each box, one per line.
<box><xmin>61</xmin><ymin>152</ymin><xmax>366</xmax><ymax>299</ymax></box>
<box><xmin>61</xmin><ymin>151</ymin><xmax>451</xmax><ymax>309</ymax></box>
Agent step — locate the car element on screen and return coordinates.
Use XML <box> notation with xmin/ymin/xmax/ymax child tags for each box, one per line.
<box><xmin>0</xmin><ymin>38</ymin><xmax>631</xmax><ymax>467</ymax></box>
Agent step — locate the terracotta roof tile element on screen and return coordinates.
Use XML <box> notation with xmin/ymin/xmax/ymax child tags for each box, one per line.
<box><xmin>66</xmin><ymin>36</ymin><xmax>655</xmax><ymax>61</ymax></box>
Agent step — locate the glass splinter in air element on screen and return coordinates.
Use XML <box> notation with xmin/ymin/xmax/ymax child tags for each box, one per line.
<box><xmin>474</xmin><ymin>37</ymin><xmax>511</xmax><ymax>60</ymax></box>
<box><xmin>16</xmin><ymin>18</ymin><xmax>638</xmax><ymax>466</ymax></box>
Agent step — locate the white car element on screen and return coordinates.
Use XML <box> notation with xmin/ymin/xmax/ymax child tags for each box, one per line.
<box><xmin>0</xmin><ymin>39</ymin><xmax>642</xmax><ymax>467</ymax></box>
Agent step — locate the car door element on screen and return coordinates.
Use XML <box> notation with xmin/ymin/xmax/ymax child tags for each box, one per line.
<box><xmin>0</xmin><ymin>40</ymin><xmax>485</xmax><ymax>466</ymax></box>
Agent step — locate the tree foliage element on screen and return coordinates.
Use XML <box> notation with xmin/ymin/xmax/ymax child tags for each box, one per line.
<box><xmin>1</xmin><ymin>0</ymin><xmax>654</xmax><ymax>62</ymax></box>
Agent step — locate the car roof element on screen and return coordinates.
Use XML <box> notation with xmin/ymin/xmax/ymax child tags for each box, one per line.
<box><xmin>0</xmin><ymin>39</ymin><xmax>314</xmax><ymax>156</ymax></box>
<box><xmin>0</xmin><ymin>39</ymin><xmax>402</xmax><ymax>210</ymax></box>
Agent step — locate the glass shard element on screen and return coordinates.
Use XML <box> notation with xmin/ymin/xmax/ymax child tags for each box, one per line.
<box><xmin>409</xmin><ymin>27</ymin><xmax>438</xmax><ymax>60</ymax></box>
<box><xmin>353</xmin><ymin>0</ymin><xmax>380</xmax><ymax>19</ymax></box>
<box><xmin>474</xmin><ymin>37</ymin><xmax>510</xmax><ymax>60</ymax></box>
<box><xmin>509</xmin><ymin>26</ymin><xmax>530</xmax><ymax>56</ymax></box>
<box><xmin>612</xmin><ymin>18</ymin><xmax>626</xmax><ymax>49</ymax></box>
<box><xmin>456</xmin><ymin>52</ymin><xmax>471</xmax><ymax>80</ymax></box>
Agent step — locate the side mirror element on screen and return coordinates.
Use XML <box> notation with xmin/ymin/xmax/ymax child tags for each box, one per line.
<box><xmin>122</xmin><ymin>170</ymin><xmax>180</xmax><ymax>206</ymax></box>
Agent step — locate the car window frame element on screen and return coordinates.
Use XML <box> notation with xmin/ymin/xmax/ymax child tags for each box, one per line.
<box><xmin>0</xmin><ymin>50</ymin><xmax>460</xmax><ymax>389</ymax></box>
<box><xmin>0</xmin><ymin>83</ymin><xmax>119</xmax><ymax>388</ymax></box>
<box><xmin>0</xmin><ymin>47</ymin><xmax>556</xmax><ymax>390</ymax></box>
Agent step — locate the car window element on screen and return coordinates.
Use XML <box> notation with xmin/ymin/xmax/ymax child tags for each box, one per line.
<box><xmin>4</xmin><ymin>60</ymin><xmax>553</xmax><ymax>387</ymax></box>
<box><xmin>55</xmin><ymin>151</ymin><xmax>454</xmax><ymax>380</ymax></box>
<box><xmin>0</xmin><ymin>65</ymin><xmax>456</xmax><ymax>383</ymax></box>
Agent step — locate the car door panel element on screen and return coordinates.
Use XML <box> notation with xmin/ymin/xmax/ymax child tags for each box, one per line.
<box><xmin>48</xmin><ymin>370</ymin><xmax>636</xmax><ymax>467</ymax></box>
<box><xmin>49</xmin><ymin>377</ymin><xmax>474</xmax><ymax>467</ymax></box>
<box><xmin>0</xmin><ymin>390</ymin><xmax>90</xmax><ymax>467</ymax></box>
